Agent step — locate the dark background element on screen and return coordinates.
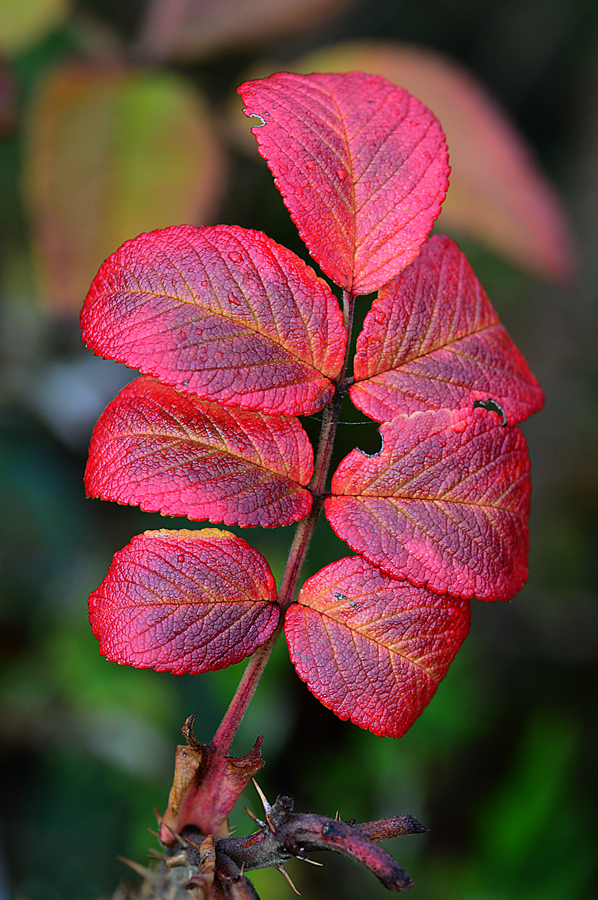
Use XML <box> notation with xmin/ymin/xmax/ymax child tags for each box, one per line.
<box><xmin>1</xmin><ymin>1</ymin><xmax>597</xmax><ymax>899</ymax></box>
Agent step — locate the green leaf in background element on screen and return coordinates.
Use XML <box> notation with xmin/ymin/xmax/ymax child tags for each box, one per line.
<box><xmin>24</xmin><ymin>63</ymin><xmax>226</xmax><ymax>315</ymax></box>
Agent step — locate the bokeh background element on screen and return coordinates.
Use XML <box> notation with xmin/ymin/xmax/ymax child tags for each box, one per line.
<box><xmin>1</xmin><ymin>1</ymin><xmax>597</xmax><ymax>899</ymax></box>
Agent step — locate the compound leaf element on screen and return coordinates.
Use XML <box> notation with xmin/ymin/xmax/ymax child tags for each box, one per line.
<box><xmin>239</xmin><ymin>71</ymin><xmax>449</xmax><ymax>295</ymax></box>
<box><xmin>81</xmin><ymin>224</ymin><xmax>346</xmax><ymax>416</ymax></box>
<box><xmin>350</xmin><ymin>235</ymin><xmax>544</xmax><ymax>424</ymax></box>
<box><xmin>88</xmin><ymin>529</ymin><xmax>279</xmax><ymax>674</ymax></box>
<box><xmin>285</xmin><ymin>556</ymin><xmax>470</xmax><ymax>737</ymax></box>
<box><xmin>85</xmin><ymin>376</ymin><xmax>314</xmax><ymax>528</ymax></box>
<box><xmin>325</xmin><ymin>408</ymin><xmax>530</xmax><ymax>601</ymax></box>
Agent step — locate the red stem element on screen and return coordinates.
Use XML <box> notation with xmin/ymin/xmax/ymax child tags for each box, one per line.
<box><xmin>211</xmin><ymin>622</ymin><xmax>282</xmax><ymax>755</ymax></box>
<box><xmin>212</xmin><ymin>289</ymin><xmax>356</xmax><ymax>754</ymax></box>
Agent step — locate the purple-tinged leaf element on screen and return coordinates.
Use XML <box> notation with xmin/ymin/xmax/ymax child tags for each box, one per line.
<box><xmin>350</xmin><ymin>235</ymin><xmax>544</xmax><ymax>424</ymax></box>
<box><xmin>326</xmin><ymin>408</ymin><xmax>530</xmax><ymax>601</ymax></box>
<box><xmin>89</xmin><ymin>528</ymin><xmax>279</xmax><ymax>674</ymax></box>
<box><xmin>239</xmin><ymin>71</ymin><xmax>449</xmax><ymax>294</ymax></box>
<box><xmin>85</xmin><ymin>376</ymin><xmax>314</xmax><ymax>528</ymax></box>
<box><xmin>286</xmin><ymin>556</ymin><xmax>470</xmax><ymax>737</ymax></box>
<box><xmin>81</xmin><ymin>224</ymin><xmax>346</xmax><ymax>416</ymax></box>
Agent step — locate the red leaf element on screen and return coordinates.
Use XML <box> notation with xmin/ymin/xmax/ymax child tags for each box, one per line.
<box><xmin>285</xmin><ymin>556</ymin><xmax>470</xmax><ymax>737</ymax></box>
<box><xmin>88</xmin><ymin>529</ymin><xmax>279</xmax><ymax>674</ymax></box>
<box><xmin>238</xmin><ymin>72</ymin><xmax>449</xmax><ymax>295</ymax></box>
<box><xmin>325</xmin><ymin>408</ymin><xmax>530</xmax><ymax>601</ymax></box>
<box><xmin>350</xmin><ymin>235</ymin><xmax>544</xmax><ymax>424</ymax></box>
<box><xmin>81</xmin><ymin>224</ymin><xmax>346</xmax><ymax>416</ymax></box>
<box><xmin>85</xmin><ymin>376</ymin><xmax>313</xmax><ymax>528</ymax></box>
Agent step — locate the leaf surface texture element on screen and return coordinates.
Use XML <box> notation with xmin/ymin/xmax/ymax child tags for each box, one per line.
<box><xmin>85</xmin><ymin>376</ymin><xmax>314</xmax><ymax>528</ymax></box>
<box><xmin>89</xmin><ymin>529</ymin><xmax>279</xmax><ymax>674</ymax></box>
<box><xmin>239</xmin><ymin>71</ymin><xmax>449</xmax><ymax>294</ymax></box>
<box><xmin>326</xmin><ymin>408</ymin><xmax>530</xmax><ymax>601</ymax></box>
<box><xmin>285</xmin><ymin>556</ymin><xmax>470</xmax><ymax>737</ymax></box>
<box><xmin>81</xmin><ymin>224</ymin><xmax>346</xmax><ymax>416</ymax></box>
<box><xmin>351</xmin><ymin>235</ymin><xmax>544</xmax><ymax>424</ymax></box>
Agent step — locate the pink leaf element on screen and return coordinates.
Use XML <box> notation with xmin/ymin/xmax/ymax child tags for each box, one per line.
<box><xmin>325</xmin><ymin>408</ymin><xmax>530</xmax><ymax>601</ymax></box>
<box><xmin>285</xmin><ymin>556</ymin><xmax>470</xmax><ymax>737</ymax></box>
<box><xmin>88</xmin><ymin>528</ymin><xmax>279</xmax><ymax>674</ymax></box>
<box><xmin>239</xmin><ymin>71</ymin><xmax>449</xmax><ymax>294</ymax></box>
<box><xmin>85</xmin><ymin>376</ymin><xmax>314</xmax><ymax>528</ymax></box>
<box><xmin>282</xmin><ymin>42</ymin><xmax>576</xmax><ymax>281</ymax></box>
<box><xmin>81</xmin><ymin>224</ymin><xmax>346</xmax><ymax>416</ymax></box>
<box><xmin>350</xmin><ymin>234</ymin><xmax>544</xmax><ymax>424</ymax></box>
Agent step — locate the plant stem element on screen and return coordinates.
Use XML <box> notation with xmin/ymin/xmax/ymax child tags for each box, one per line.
<box><xmin>212</xmin><ymin>289</ymin><xmax>356</xmax><ymax>753</ymax></box>
<box><xmin>212</xmin><ymin>621</ymin><xmax>282</xmax><ymax>756</ymax></box>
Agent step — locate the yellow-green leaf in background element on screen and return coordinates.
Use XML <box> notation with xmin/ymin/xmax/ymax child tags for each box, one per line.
<box><xmin>0</xmin><ymin>0</ymin><xmax>70</xmax><ymax>55</ymax></box>
<box><xmin>25</xmin><ymin>63</ymin><xmax>226</xmax><ymax>314</ymax></box>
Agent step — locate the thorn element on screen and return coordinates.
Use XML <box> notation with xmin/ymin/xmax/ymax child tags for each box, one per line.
<box><xmin>181</xmin><ymin>710</ymin><xmax>201</xmax><ymax>746</ymax></box>
<box><xmin>276</xmin><ymin>864</ymin><xmax>300</xmax><ymax>895</ymax></box>
<box><xmin>299</xmin><ymin>857</ymin><xmax>323</xmax><ymax>867</ymax></box>
<box><xmin>252</xmin><ymin>779</ymin><xmax>272</xmax><ymax>816</ymax></box>
<box><xmin>147</xmin><ymin>849</ymin><xmax>165</xmax><ymax>860</ymax></box>
<box><xmin>165</xmin><ymin>852</ymin><xmax>188</xmax><ymax>868</ymax></box>
<box><xmin>181</xmin><ymin>833</ymin><xmax>202</xmax><ymax>851</ymax></box>
<box><xmin>159</xmin><ymin>820</ymin><xmax>188</xmax><ymax>847</ymax></box>
<box><xmin>334</xmin><ymin>811</ymin><xmax>341</xmax><ymax>820</ymax></box>
<box><xmin>117</xmin><ymin>857</ymin><xmax>156</xmax><ymax>881</ymax></box>
<box><xmin>244</xmin><ymin>806</ymin><xmax>266</xmax><ymax>828</ymax></box>
<box><xmin>147</xmin><ymin>828</ymin><xmax>161</xmax><ymax>839</ymax></box>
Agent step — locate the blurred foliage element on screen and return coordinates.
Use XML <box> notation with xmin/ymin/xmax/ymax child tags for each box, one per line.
<box><xmin>1</xmin><ymin>1</ymin><xmax>597</xmax><ymax>899</ymax></box>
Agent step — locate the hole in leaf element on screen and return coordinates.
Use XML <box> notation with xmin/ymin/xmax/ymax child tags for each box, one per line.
<box><xmin>473</xmin><ymin>397</ymin><xmax>507</xmax><ymax>424</ymax></box>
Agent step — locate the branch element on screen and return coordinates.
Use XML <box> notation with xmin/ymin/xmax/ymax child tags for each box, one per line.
<box><xmin>172</xmin><ymin>794</ymin><xmax>427</xmax><ymax>894</ymax></box>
